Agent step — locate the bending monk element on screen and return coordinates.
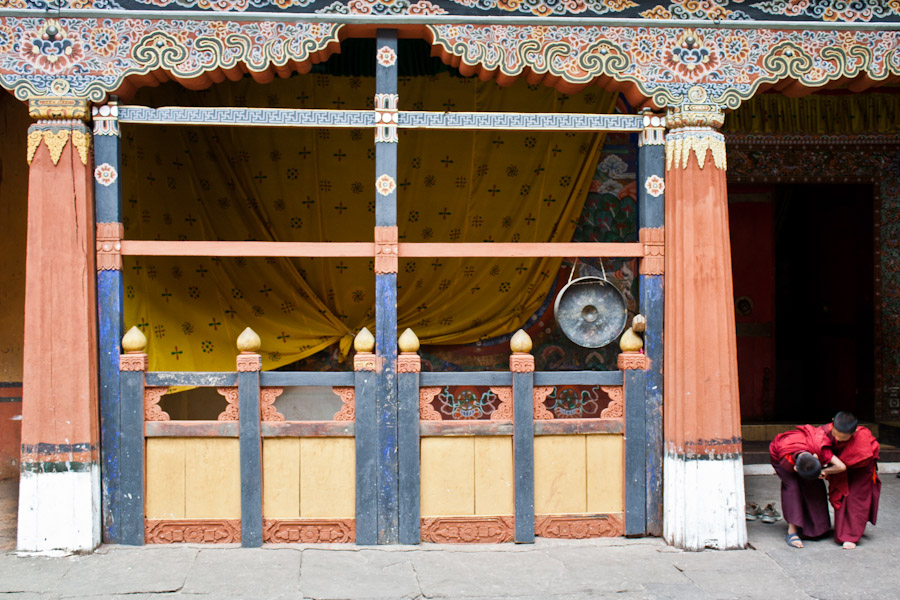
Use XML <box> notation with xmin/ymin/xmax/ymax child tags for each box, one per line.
<box><xmin>770</xmin><ymin>425</ymin><xmax>846</xmax><ymax>548</ymax></box>
<box><xmin>821</xmin><ymin>411</ymin><xmax>881</xmax><ymax>549</ymax></box>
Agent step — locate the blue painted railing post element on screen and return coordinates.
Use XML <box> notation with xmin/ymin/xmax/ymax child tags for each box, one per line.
<box><xmin>637</xmin><ymin>110</ymin><xmax>666</xmax><ymax>537</ymax></box>
<box><xmin>510</xmin><ymin>330</ymin><xmax>535</xmax><ymax>543</ymax></box>
<box><xmin>353</xmin><ymin>328</ymin><xmax>378</xmax><ymax>545</ymax></box>
<box><xmin>236</xmin><ymin>328</ymin><xmax>263</xmax><ymax>548</ymax></box>
<box><xmin>397</xmin><ymin>329</ymin><xmax>421</xmax><ymax>545</ymax></box>
<box><xmin>118</xmin><ymin>326</ymin><xmax>147</xmax><ymax>546</ymax></box>
<box><xmin>620</xmin><ymin>350</ymin><xmax>648</xmax><ymax>536</ymax></box>
<box><xmin>374</xmin><ymin>28</ymin><xmax>400</xmax><ymax>544</ymax></box>
<box><xmin>94</xmin><ymin>100</ymin><xmax>125</xmax><ymax>542</ymax></box>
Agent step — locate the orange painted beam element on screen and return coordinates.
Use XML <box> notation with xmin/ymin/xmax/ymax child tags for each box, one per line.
<box><xmin>120</xmin><ymin>240</ymin><xmax>643</xmax><ymax>259</ymax></box>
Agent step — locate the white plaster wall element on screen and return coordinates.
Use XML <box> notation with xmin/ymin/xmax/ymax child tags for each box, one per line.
<box><xmin>663</xmin><ymin>453</ymin><xmax>747</xmax><ymax>551</ymax></box>
<box><xmin>17</xmin><ymin>465</ymin><xmax>100</xmax><ymax>552</ymax></box>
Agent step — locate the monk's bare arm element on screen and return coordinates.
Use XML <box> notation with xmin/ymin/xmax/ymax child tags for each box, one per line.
<box><xmin>821</xmin><ymin>455</ymin><xmax>847</xmax><ymax>478</ymax></box>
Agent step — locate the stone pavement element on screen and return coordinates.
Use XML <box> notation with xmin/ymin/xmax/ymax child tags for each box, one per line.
<box><xmin>1</xmin><ymin>474</ymin><xmax>898</xmax><ymax>600</ymax></box>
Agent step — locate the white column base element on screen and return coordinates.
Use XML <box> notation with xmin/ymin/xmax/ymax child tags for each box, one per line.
<box><xmin>17</xmin><ymin>465</ymin><xmax>101</xmax><ymax>552</ymax></box>
<box><xmin>663</xmin><ymin>453</ymin><xmax>747</xmax><ymax>550</ymax></box>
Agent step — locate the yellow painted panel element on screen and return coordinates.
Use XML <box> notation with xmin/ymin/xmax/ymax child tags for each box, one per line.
<box><xmin>420</xmin><ymin>437</ymin><xmax>475</xmax><ymax>517</ymax></box>
<box><xmin>185</xmin><ymin>438</ymin><xmax>241</xmax><ymax>519</ymax></box>
<box><xmin>474</xmin><ymin>437</ymin><xmax>513</xmax><ymax>516</ymax></box>
<box><xmin>586</xmin><ymin>434</ymin><xmax>624</xmax><ymax>513</ymax></box>
<box><xmin>145</xmin><ymin>438</ymin><xmax>186</xmax><ymax>519</ymax></box>
<box><xmin>263</xmin><ymin>438</ymin><xmax>301</xmax><ymax>519</ymax></box>
<box><xmin>534</xmin><ymin>435</ymin><xmax>586</xmax><ymax>514</ymax></box>
<box><xmin>299</xmin><ymin>438</ymin><xmax>355</xmax><ymax>518</ymax></box>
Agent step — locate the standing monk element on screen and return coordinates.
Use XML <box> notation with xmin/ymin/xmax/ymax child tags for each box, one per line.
<box><xmin>770</xmin><ymin>425</ymin><xmax>846</xmax><ymax>548</ymax></box>
<box><xmin>821</xmin><ymin>411</ymin><xmax>881</xmax><ymax>549</ymax></box>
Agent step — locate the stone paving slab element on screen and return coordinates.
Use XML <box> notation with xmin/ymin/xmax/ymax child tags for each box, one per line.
<box><xmin>57</xmin><ymin>546</ymin><xmax>199</xmax><ymax>598</ymax></box>
<box><xmin>300</xmin><ymin>549</ymin><xmax>421</xmax><ymax>600</ymax></box>
<box><xmin>180</xmin><ymin>547</ymin><xmax>302</xmax><ymax>598</ymax></box>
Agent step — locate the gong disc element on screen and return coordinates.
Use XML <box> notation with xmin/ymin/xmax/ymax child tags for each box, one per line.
<box><xmin>553</xmin><ymin>276</ymin><xmax>627</xmax><ymax>348</ymax></box>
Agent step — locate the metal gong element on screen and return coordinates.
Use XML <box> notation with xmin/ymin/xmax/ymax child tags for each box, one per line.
<box><xmin>554</xmin><ymin>275</ymin><xmax>627</xmax><ymax>348</ymax></box>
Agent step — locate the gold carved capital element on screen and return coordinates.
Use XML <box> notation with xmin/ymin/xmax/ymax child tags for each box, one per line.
<box><xmin>26</xmin><ymin>121</ymin><xmax>91</xmax><ymax>166</ymax></box>
<box><xmin>665</xmin><ymin>88</ymin><xmax>726</xmax><ymax>171</ymax></box>
<box><xmin>29</xmin><ymin>96</ymin><xmax>90</xmax><ymax>121</ymax></box>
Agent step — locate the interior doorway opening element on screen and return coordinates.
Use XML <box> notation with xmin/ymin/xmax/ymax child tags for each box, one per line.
<box><xmin>730</xmin><ymin>183</ymin><xmax>876</xmax><ymax>425</ymax></box>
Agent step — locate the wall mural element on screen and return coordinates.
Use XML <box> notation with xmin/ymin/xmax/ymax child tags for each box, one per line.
<box><xmin>2</xmin><ymin>0</ymin><xmax>900</xmax><ymax>20</ymax></box>
<box><xmin>0</xmin><ymin>16</ymin><xmax>896</xmax><ymax>108</ymax></box>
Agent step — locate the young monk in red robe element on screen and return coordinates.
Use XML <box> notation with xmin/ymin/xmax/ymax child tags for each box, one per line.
<box><xmin>820</xmin><ymin>411</ymin><xmax>881</xmax><ymax>549</ymax></box>
<box><xmin>770</xmin><ymin>425</ymin><xmax>846</xmax><ymax>548</ymax></box>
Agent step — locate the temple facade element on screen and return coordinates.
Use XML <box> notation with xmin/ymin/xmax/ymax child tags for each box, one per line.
<box><xmin>0</xmin><ymin>0</ymin><xmax>897</xmax><ymax>553</ymax></box>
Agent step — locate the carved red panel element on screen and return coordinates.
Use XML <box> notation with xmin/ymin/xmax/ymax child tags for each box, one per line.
<box><xmin>263</xmin><ymin>519</ymin><xmax>355</xmax><ymax>543</ymax></box>
<box><xmin>600</xmin><ymin>386</ymin><xmax>624</xmax><ymax>419</ymax></box>
<box><xmin>533</xmin><ymin>386</ymin><xmax>554</xmax><ymax>420</ymax></box>
<box><xmin>419</xmin><ymin>386</ymin><xmax>443</xmax><ymax>421</ymax></box>
<box><xmin>535</xmin><ymin>514</ymin><xmax>624</xmax><ymax>539</ymax></box>
<box><xmin>144</xmin><ymin>386</ymin><xmax>170</xmax><ymax>421</ymax></box>
<box><xmin>420</xmin><ymin>516</ymin><xmax>515</xmax><ymax>543</ymax></box>
<box><xmin>217</xmin><ymin>386</ymin><xmax>239</xmax><ymax>421</ymax></box>
<box><xmin>145</xmin><ymin>519</ymin><xmax>241</xmax><ymax>544</ymax></box>
<box><xmin>260</xmin><ymin>387</ymin><xmax>285</xmax><ymax>421</ymax></box>
<box><xmin>332</xmin><ymin>386</ymin><xmax>355</xmax><ymax>421</ymax></box>
<box><xmin>489</xmin><ymin>386</ymin><xmax>513</xmax><ymax>421</ymax></box>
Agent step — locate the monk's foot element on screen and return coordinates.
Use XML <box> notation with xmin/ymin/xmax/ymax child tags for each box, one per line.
<box><xmin>785</xmin><ymin>533</ymin><xmax>803</xmax><ymax>549</ymax></box>
<box><xmin>842</xmin><ymin>541</ymin><xmax>857</xmax><ymax>550</ymax></box>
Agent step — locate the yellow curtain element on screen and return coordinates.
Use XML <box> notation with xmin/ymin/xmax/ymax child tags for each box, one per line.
<box><xmin>122</xmin><ymin>74</ymin><xmax>615</xmax><ymax>371</ymax></box>
<box><xmin>724</xmin><ymin>93</ymin><xmax>900</xmax><ymax>134</ymax></box>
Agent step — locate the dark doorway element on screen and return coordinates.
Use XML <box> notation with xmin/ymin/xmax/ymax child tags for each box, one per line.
<box><xmin>729</xmin><ymin>184</ymin><xmax>875</xmax><ymax>423</ymax></box>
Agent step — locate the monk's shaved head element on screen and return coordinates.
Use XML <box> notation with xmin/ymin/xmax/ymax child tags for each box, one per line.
<box><xmin>795</xmin><ymin>452</ymin><xmax>822</xmax><ymax>480</ymax></box>
<box><xmin>833</xmin><ymin>411</ymin><xmax>858</xmax><ymax>435</ymax></box>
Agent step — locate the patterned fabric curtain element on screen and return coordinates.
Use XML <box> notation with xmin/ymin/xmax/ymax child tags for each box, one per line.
<box><xmin>122</xmin><ymin>74</ymin><xmax>616</xmax><ymax>371</ymax></box>
<box><xmin>724</xmin><ymin>92</ymin><xmax>900</xmax><ymax>134</ymax></box>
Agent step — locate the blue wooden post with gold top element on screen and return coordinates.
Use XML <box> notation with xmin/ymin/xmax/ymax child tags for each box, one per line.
<box><xmin>510</xmin><ymin>330</ymin><xmax>535</xmax><ymax>543</ymax></box>
<box><xmin>235</xmin><ymin>327</ymin><xmax>263</xmax><ymax>547</ymax></box>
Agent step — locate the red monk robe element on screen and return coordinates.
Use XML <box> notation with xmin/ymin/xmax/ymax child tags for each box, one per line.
<box><xmin>821</xmin><ymin>424</ymin><xmax>881</xmax><ymax>545</ymax></box>
<box><xmin>769</xmin><ymin>425</ymin><xmax>835</xmax><ymax>538</ymax></box>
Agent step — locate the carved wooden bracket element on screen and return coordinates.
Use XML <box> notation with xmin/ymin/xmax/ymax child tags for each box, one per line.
<box><xmin>260</xmin><ymin>387</ymin><xmax>285</xmax><ymax>421</ymax></box>
<box><xmin>599</xmin><ymin>386</ymin><xmax>624</xmax><ymax>419</ymax></box>
<box><xmin>419</xmin><ymin>387</ymin><xmax>443</xmax><ymax>421</ymax></box>
<box><xmin>509</xmin><ymin>353</ymin><xmax>535</xmax><ymax>373</ymax></box>
<box><xmin>640</xmin><ymin>227</ymin><xmax>665</xmax><ymax>275</ymax></box>
<box><xmin>216</xmin><ymin>387</ymin><xmax>239</xmax><ymax>421</ymax></box>
<box><xmin>489</xmin><ymin>387</ymin><xmax>512</xmax><ymax>421</ymax></box>
<box><xmin>332</xmin><ymin>386</ymin><xmax>355</xmax><ymax>421</ymax></box>
<box><xmin>263</xmin><ymin>519</ymin><xmax>355</xmax><ymax>543</ymax></box>
<box><xmin>535</xmin><ymin>513</ymin><xmax>624</xmax><ymax>539</ymax></box>
<box><xmin>144</xmin><ymin>386</ymin><xmax>170</xmax><ymax>421</ymax></box>
<box><xmin>421</xmin><ymin>516</ymin><xmax>514</xmax><ymax>543</ymax></box>
<box><xmin>96</xmin><ymin>222</ymin><xmax>123</xmax><ymax>271</ymax></box>
<box><xmin>119</xmin><ymin>352</ymin><xmax>148</xmax><ymax>371</ymax></box>
<box><xmin>374</xmin><ymin>226</ymin><xmax>398</xmax><ymax>274</ymax></box>
<box><xmin>145</xmin><ymin>519</ymin><xmax>241</xmax><ymax>544</ymax></box>
<box><xmin>533</xmin><ymin>386</ymin><xmax>555</xmax><ymax>420</ymax></box>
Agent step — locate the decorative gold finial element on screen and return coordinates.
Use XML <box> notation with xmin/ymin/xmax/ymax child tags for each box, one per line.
<box><xmin>632</xmin><ymin>314</ymin><xmax>647</xmax><ymax>333</ymax></box>
<box><xmin>354</xmin><ymin>327</ymin><xmax>375</xmax><ymax>353</ymax></box>
<box><xmin>122</xmin><ymin>326</ymin><xmax>147</xmax><ymax>353</ymax></box>
<box><xmin>236</xmin><ymin>327</ymin><xmax>261</xmax><ymax>352</ymax></box>
<box><xmin>619</xmin><ymin>327</ymin><xmax>643</xmax><ymax>352</ymax></box>
<box><xmin>398</xmin><ymin>328</ymin><xmax>420</xmax><ymax>353</ymax></box>
<box><xmin>510</xmin><ymin>329</ymin><xmax>533</xmax><ymax>354</ymax></box>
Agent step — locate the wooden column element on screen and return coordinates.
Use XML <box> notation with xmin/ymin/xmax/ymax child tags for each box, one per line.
<box><xmin>118</xmin><ymin>326</ymin><xmax>147</xmax><ymax>546</ymax></box>
<box><xmin>620</xmin><ymin>345</ymin><xmax>648</xmax><ymax>537</ymax></box>
<box><xmin>18</xmin><ymin>97</ymin><xmax>100</xmax><ymax>552</ymax></box>
<box><xmin>663</xmin><ymin>88</ymin><xmax>746</xmax><ymax>550</ymax></box>
<box><xmin>236</xmin><ymin>328</ymin><xmax>263</xmax><ymax>548</ymax></box>
<box><xmin>510</xmin><ymin>330</ymin><xmax>535</xmax><ymax>544</ymax></box>
<box><xmin>374</xmin><ymin>28</ymin><xmax>399</xmax><ymax>544</ymax></box>
<box><xmin>354</xmin><ymin>328</ymin><xmax>378</xmax><ymax>545</ymax></box>
<box><xmin>396</xmin><ymin>329</ymin><xmax>421</xmax><ymax>544</ymax></box>
<box><xmin>637</xmin><ymin>111</ymin><xmax>665</xmax><ymax>537</ymax></box>
<box><xmin>93</xmin><ymin>100</ymin><xmax>125</xmax><ymax>543</ymax></box>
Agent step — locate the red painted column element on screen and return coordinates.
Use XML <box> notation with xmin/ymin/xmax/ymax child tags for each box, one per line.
<box><xmin>663</xmin><ymin>89</ymin><xmax>746</xmax><ymax>550</ymax></box>
<box><xmin>18</xmin><ymin>100</ymin><xmax>100</xmax><ymax>552</ymax></box>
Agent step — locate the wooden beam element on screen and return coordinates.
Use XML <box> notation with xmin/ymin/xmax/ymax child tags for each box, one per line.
<box><xmin>398</xmin><ymin>242</ymin><xmax>643</xmax><ymax>258</ymax></box>
<box><xmin>120</xmin><ymin>241</ymin><xmax>374</xmax><ymax>257</ymax></box>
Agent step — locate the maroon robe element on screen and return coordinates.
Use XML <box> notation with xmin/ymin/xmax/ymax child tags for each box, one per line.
<box><xmin>821</xmin><ymin>424</ymin><xmax>881</xmax><ymax>544</ymax></box>
<box><xmin>769</xmin><ymin>425</ymin><xmax>834</xmax><ymax>537</ymax></box>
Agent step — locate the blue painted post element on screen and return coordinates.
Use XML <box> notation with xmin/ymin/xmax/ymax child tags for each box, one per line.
<box><xmin>94</xmin><ymin>100</ymin><xmax>125</xmax><ymax>542</ymax></box>
<box><xmin>118</xmin><ymin>327</ymin><xmax>148</xmax><ymax>546</ymax></box>
<box><xmin>374</xmin><ymin>28</ymin><xmax>400</xmax><ymax>545</ymax></box>
<box><xmin>354</xmin><ymin>333</ymin><xmax>378</xmax><ymax>545</ymax></box>
<box><xmin>236</xmin><ymin>333</ymin><xmax>263</xmax><ymax>548</ymax></box>
<box><xmin>397</xmin><ymin>329</ymin><xmax>421</xmax><ymax>544</ymax></box>
<box><xmin>623</xmin><ymin>363</ymin><xmax>647</xmax><ymax>536</ymax></box>
<box><xmin>510</xmin><ymin>331</ymin><xmax>535</xmax><ymax>543</ymax></box>
<box><xmin>637</xmin><ymin>111</ymin><xmax>666</xmax><ymax>536</ymax></box>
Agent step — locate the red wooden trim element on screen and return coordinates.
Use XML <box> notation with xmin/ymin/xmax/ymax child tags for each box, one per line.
<box><xmin>399</xmin><ymin>242</ymin><xmax>643</xmax><ymax>258</ymax></box>
<box><xmin>419</xmin><ymin>421</ymin><xmax>513</xmax><ymax>436</ymax></box>
<box><xmin>144</xmin><ymin>420</ymin><xmax>239</xmax><ymax>437</ymax></box>
<box><xmin>145</xmin><ymin>519</ymin><xmax>241</xmax><ymax>543</ymax></box>
<box><xmin>420</xmin><ymin>516</ymin><xmax>514</xmax><ymax>543</ymax></box>
<box><xmin>534</xmin><ymin>419</ymin><xmax>624</xmax><ymax>435</ymax></box>
<box><xmin>120</xmin><ymin>240</ymin><xmax>374</xmax><ymax>257</ymax></box>
<box><xmin>535</xmin><ymin>513</ymin><xmax>624</xmax><ymax>538</ymax></box>
<box><xmin>263</xmin><ymin>519</ymin><xmax>355</xmax><ymax>543</ymax></box>
<box><xmin>261</xmin><ymin>421</ymin><xmax>355</xmax><ymax>437</ymax></box>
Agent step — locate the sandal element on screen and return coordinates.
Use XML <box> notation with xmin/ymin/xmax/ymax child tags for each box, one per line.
<box><xmin>785</xmin><ymin>532</ymin><xmax>803</xmax><ymax>549</ymax></box>
<box><xmin>761</xmin><ymin>503</ymin><xmax>782</xmax><ymax>524</ymax></box>
<box><xmin>745</xmin><ymin>502</ymin><xmax>762</xmax><ymax>521</ymax></box>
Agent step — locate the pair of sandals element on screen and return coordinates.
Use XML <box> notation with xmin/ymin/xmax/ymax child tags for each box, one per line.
<box><xmin>746</xmin><ymin>502</ymin><xmax>781</xmax><ymax>523</ymax></box>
